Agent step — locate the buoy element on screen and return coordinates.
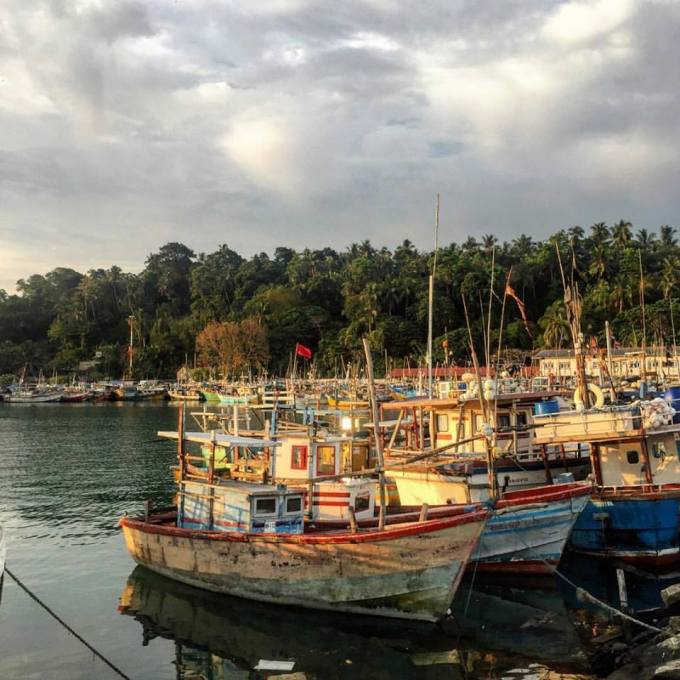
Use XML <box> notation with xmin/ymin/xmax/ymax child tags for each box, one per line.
<box><xmin>574</xmin><ymin>383</ymin><xmax>605</xmax><ymax>409</ymax></box>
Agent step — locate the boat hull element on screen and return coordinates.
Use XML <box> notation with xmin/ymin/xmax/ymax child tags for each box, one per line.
<box><xmin>120</xmin><ymin>510</ymin><xmax>487</xmax><ymax>622</ymax></box>
<box><xmin>5</xmin><ymin>392</ymin><xmax>62</xmax><ymax>403</ymax></box>
<box><xmin>568</xmin><ymin>486</ymin><xmax>680</xmax><ymax>569</ymax></box>
<box><xmin>474</xmin><ymin>486</ymin><xmax>591</xmax><ymax>574</ymax></box>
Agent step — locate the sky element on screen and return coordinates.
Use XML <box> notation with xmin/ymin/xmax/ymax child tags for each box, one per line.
<box><xmin>1</xmin><ymin>0</ymin><xmax>680</xmax><ymax>292</ymax></box>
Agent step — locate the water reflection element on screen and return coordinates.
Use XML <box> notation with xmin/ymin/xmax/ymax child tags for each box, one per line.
<box><xmin>118</xmin><ymin>566</ymin><xmax>602</xmax><ymax>679</ymax></box>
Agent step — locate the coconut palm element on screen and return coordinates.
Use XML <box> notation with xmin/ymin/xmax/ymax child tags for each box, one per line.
<box><xmin>588</xmin><ymin>246</ymin><xmax>609</xmax><ymax>279</ymax></box>
<box><xmin>589</xmin><ymin>222</ymin><xmax>610</xmax><ymax>247</ymax></box>
<box><xmin>609</xmin><ymin>274</ymin><xmax>634</xmax><ymax>313</ymax></box>
<box><xmin>660</xmin><ymin>225</ymin><xmax>677</xmax><ymax>248</ymax></box>
<box><xmin>661</xmin><ymin>256</ymin><xmax>680</xmax><ymax>298</ymax></box>
<box><xmin>634</xmin><ymin>228</ymin><xmax>657</xmax><ymax>253</ymax></box>
<box><xmin>539</xmin><ymin>300</ymin><xmax>569</xmax><ymax>348</ymax></box>
<box><xmin>612</xmin><ymin>220</ymin><xmax>633</xmax><ymax>250</ymax></box>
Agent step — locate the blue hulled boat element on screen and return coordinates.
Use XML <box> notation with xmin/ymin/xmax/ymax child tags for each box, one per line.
<box><xmin>535</xmin><ymin>400</ymin><xmax>680</xmax><ymax>570</ymax></box>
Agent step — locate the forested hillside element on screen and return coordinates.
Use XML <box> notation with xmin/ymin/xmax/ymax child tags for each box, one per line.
<box><xmin>1</xmin><ymin>221</ymin><xmax>678</xmax><ymax>379</ymax></box>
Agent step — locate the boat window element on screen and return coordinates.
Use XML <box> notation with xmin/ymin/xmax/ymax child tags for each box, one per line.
<box><xmin>316</xmin><ymin>445</ymin><xmax>336</xmax><ymax>475</ymax></box>
<box><xmin>354</xmin><ymin>493</ymin><xmax>370</xmax><ymax>513</ymax></box>
<box><xmin>498</xmin><ymin>414</ymin><xmax>511</xmax><ymax>428</ymax></box>
<box><xmin>516</xmin><ymin>412</ymin><xmax>528</xmax><ymax>426</ymax></box>
<box><xmin>286</xmin><ymin>496</ymin><xmax>302</xmax><ymax>513</ymax></box>
<box><xmin>291</xmin><ymin>445</ymin><xmax>308</xmax><ymax>470</ymax></box>
<box><xmin>254</xmin><ymin>497</ymin><xmax>277</xmax><ymax>515</ymax></box>
<box><xmin>436</xmin><ymin>414</ymin><xmax>449</xmax><ymax>432</ymax></box>
<box><xmin>626</xmin><ymin>450</ymin><xmax>639</xmax><ymax>465</ymax></box>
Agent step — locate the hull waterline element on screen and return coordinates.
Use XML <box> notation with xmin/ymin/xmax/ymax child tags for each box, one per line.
<box><xmin>120</xmin><ymin>510</ymin><xmax>488</xmax><ymax>622</ymax></box>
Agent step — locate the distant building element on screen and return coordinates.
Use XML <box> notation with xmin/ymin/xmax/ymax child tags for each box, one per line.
<box><xmin>78</xmin><ymin>360</ymin><xmax>99</xmax><ymax>372</ymax></box>
<box><xmin>534</xmin><ymin>348</ymin><xmax>679</xmax><ymax>380</ymax></box>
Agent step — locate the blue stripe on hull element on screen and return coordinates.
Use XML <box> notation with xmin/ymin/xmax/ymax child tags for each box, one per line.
<box><xmin>569</xmin><ymin>495</ymin><xmax>680</xmax><ymax>557</ymax></box>
<box><xmin>477</xmin><ymin>496</ymin><xmax>589</xmax><ymax>565</ymax></box>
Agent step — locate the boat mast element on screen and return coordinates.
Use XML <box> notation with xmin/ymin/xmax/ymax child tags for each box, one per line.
<box><xmin>127</xmin><ymin>315</ymin><xmax>135</xmax><ymax>378</ymax></box>
<box><xmin>462</xmin><ymin>295</ymin><xmax>498</xmax><ymax>499</ymax></box>
<box><xmin>363</xmin><ymin>337</ymin><xmax>386</xmax><ymax>530</ymax></box>
<box><xmin>639</xmin><ymin>250</ymin><xmax>648</xmax><ymax>394</ymax></box>
<box><xmin>427</xmin><ymin>193</ymin><xmax>439</xmax><ymax>397</ymax></box>
<box><xmin>556</xmin><ymin>244</ymin><xmax>590</xmax><ymax>408</ymax></box>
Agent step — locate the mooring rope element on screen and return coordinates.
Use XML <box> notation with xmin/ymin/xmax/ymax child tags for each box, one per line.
<box><xmin>506</xmin><ymin>521</ymin><xmax>667</xmax><ymax>635</ymax></box>
<box><xmin>4</xmin><ymin>566</ymin><xmax>132</xmax><ymax>680</ymax></box>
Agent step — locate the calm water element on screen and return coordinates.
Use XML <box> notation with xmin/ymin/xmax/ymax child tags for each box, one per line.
<box><xmin>0</xmin><ymin>403</ymin><xmax>676</xmax><ymax>679</ymax></box>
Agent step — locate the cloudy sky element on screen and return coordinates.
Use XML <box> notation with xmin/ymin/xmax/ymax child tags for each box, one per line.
<box><xmin>1</xmin><ymin>0</ymin><xmax>679</xmax><ymax>291</ymax></box>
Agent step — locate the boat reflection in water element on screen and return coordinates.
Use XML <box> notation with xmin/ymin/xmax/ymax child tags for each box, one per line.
<box><xmin>118</xmin><ymin>566</ymin><xmax>594</xmax><ymax>679</ymax></box>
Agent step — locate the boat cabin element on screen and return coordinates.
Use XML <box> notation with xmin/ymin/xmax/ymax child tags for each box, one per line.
<box><xmin>381</xmin><ymin>392</ymin><xmax>569</xmax><ymax>456</ymax></box>
<box><xmin>161</xmin><ymin>428</ymin><xmax>376</xmax><ymax>524</ymax></box>
<box><xmin>178</xmin><ymin>479</ymin><xmax>304</xmax><ymax>534</ymax></box>
<box><xmin>270</xmin><ymin>434</ymin><xmax>375</xmax><ymax>522</ymax></box>
<box><xmin>534</xmin><ymin>403</ymin><xmax>680</xmax><ymax>487</ymax></box>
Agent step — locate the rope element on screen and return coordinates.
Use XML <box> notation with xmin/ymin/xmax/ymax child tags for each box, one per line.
<box><xmin>503</xmin><ymin>515</ymin><xmax>667</xmax><ymax>636</ymax></box>
<box><xmin>4</xmin><ymin>566</ymin><xmax>132</xmax><ymax>680</ymax></box>
<box><xmin>552</xmin><ymin>566</ymin><xmax>664</xmax><ymax>634</ymax></box>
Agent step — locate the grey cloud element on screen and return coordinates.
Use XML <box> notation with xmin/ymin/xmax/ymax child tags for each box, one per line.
<box><xmin>1</xmin><ymin>0</ymin><xmax>680</xmax><ymax>293</ymax></box>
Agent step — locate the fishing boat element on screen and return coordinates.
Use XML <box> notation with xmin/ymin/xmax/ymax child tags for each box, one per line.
<box><xmin>326</xmin><ymin>395</ymin><xmax>370</xmax><ymax>410</ymax></box>
<box><xmin>168</xmin><ymin>387</ymin><xmax>204</xmax><ymax>401</ymax></box>
<box><xmin>199</xmin><ymin>389</ymin><xmax>221</xmax><ymax>402</ymax></box>
<box><xmin>60</xmin><ymin>389</ymin><xmax>92</xmax><ymax>402</ymax></box>
<box><xmin>112</xmin><ymin>384</ymin><xmax>140</xmax><ymax>401</ymax></box>
<box><xmin>120</xmin><ymin>488</ymin><xmax>488</xmax><ymax>622</ymax></box>
<box><xmin>534</xmin><ymin>399</ymin><xmax>680</xmax><ymax>570</ymax></box>
<box><xmin>4</xmin><ymin>389</ymin><xmax>62</xmax><ymax>403</ymax></box>
<box><xmin>376</xmin><ymin>392</ymin><xmax>591</xmax><ymax>574</ymax></box>
<box><xmin>122</xmin><ymin>414</ymin><xmax>489</xmax><ymax>622</ymax></box>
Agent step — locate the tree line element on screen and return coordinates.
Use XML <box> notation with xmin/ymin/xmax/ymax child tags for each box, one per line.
<box><xmin>1</xmin><ymin>220</ymin><xmax>679</xmax><ymax>380</ymax></box>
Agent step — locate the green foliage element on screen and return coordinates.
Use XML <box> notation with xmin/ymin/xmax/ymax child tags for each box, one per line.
<box><xmin>1</xmin><ymin>224</ymin><xmax>679</xmax><ymax>378</ymax></box>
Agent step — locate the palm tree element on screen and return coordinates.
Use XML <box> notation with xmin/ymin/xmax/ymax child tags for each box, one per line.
<box><xmin>634</xmin><ymin>228</ymin><xmax>657</xmax><ymax>253</ymax></box>
<box><xmin>540</xmin><ymin>300</ymin><xmax>569</xmax><ymax>348</ymax></box>
<box><xmin>612</xmin><ymin>220</ymin><xmax>633</xmax><ymax>250</ymax></box>
<box><xmin>588</xmin><ymin>245</ymin><xmax>609</xmax><ymax>279</ymax></box>
<box><xmin>609</xmin><ymin>274</ymin><xmax>634</xmax><ymax>313</ymax></box>
<box><xmin>589</xmin><ymin>222</ymin><xmax>610</xmax><ymax>247</ymax></box>
<box><xmin>568</xmin><ymin>225</ymin><xmax>585</xmax><ymax>243</ymax></box>
<box><xmin>660</xmin><ymin>225</ymin><xmax>677</xmax><ymax>248</ymax></box>
<box><xmin>661</xmin><ymin>256</ymin><xmax>680</xmax><ymax>298</ymax></box>
<box><xmin>481</xmin><ymin>234</ymin><xmax>497</xmax><ymax>250</ymax></box>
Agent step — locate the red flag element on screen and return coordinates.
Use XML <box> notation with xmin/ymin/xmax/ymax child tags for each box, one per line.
<box><xmin>295</xmin><ymin>342</ymin><xmax>312</xmax><ymax>360</ymax></box>
<box><xmin>505</xmin><ymin>284</ymin><xmax>532</xmax><ymax>337</ymax></box>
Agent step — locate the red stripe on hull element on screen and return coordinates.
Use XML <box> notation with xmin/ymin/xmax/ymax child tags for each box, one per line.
<box><xmin>120</xmin><ymin>508</ymin><xmax>490</xmax><ymax>545</ymax></box>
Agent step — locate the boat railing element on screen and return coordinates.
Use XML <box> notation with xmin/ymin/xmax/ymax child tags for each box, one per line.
<box><xmin>533</xmin><ymin>406</ymin><xmax>643</xmax><ymax>445</ymax></box>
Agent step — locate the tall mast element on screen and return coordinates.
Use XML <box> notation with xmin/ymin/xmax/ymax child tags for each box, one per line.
<box><xmin>127</xmin><ymin>315</ymin><xmax>135</xmax><ymax>377</ymax></box>
<box><xmin>639</xmin><ymin>250</ymin><xmax>648</xmax><ymax>392</ymax></box>
<box><xmin>427</xmin><ymin>193</ymin><xmax>440</xmax><ymax>396</ymax></box>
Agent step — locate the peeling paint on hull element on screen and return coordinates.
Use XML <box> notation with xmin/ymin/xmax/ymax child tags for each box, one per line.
<box><xmin>120</xmin><ymin>511</ymin><xmax>488</xmax><ymax>622</ymax></box>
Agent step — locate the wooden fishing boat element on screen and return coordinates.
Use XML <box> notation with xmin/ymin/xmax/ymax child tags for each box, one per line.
<box><xmin>61</xmin><ymin>390</ymin><xmax>92</xmax><ymax>402</ymax></box>
<box><xmin>113</xmin><ymin>385</ymin><xmax>140</xmax><ymax>401</ymax></box>
<box><xmin>535</xmin><ymin>402</ymin><xmax>680</xmax><ymax>570</ymax></box>
<box><xmin>124</xmin><ymin>412</ymin><xmax>489</xmax><ymax>622</ymax></box>
<box><xmin>327</xmin><ymin>396</ymin><xmax>370</xmax><ymax>410</ymax></box>
<box><xmin>200</xmin><ymin>389</ymin><xmax>221</xmax><ymax>402</ymax></box>
<box><xmin>120</xmin><ymin>504</ymin><xmax>488</xmax><ymax>622</ymax></box>
<box><xmin>472</xmin><ymin>482</ymin><xmax>590</xmax><ymax>574</ymax></box>
<box><xmin>168</xmin><ymin>388</ymin><xmax>204</xmax><ymax>401</ymax></box>
<box><xmin>4</xmin><ymin>389</ymin><xmax>62</xmax><ymax>403</ymax></box>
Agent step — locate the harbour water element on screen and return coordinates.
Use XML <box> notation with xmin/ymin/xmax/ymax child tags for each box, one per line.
<box><xmin>0</xmin><ymin>403</ymin><xmax>676</xmax><ymax>679</ymax></box>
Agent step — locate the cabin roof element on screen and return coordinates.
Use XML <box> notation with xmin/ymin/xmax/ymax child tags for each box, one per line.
<box><xmin>381</xmin><ymin>390</ymin><xmax>567</xmax><ymax>411</ymax></box>
<box><xmin>182</xmin><ymin>479</ymin><xmax>303</xmax><ymax>496</ymax></box>
<box><xmin>158</xmin><ymin>431</ymin><xmax>279</xmax><ymax>447</ymax></box>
